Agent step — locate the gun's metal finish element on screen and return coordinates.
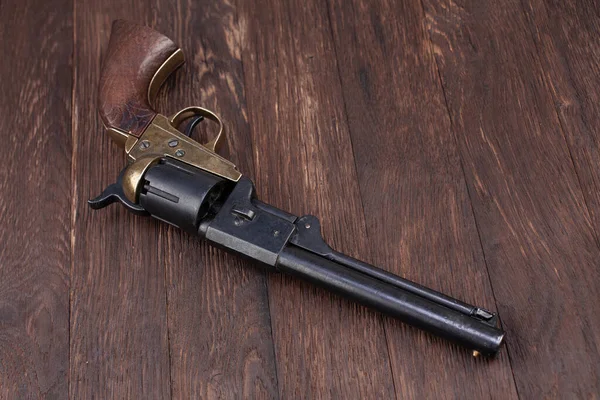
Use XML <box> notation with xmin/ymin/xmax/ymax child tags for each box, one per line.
<box><xmin>91</xmin><ymin>156</ymin><xmax>505</xmax><ymax>357</ymax></box>
<box><xmin>89</xmin><ymin>20</ymin><xmax>506</xmax><ymax>358</ymax></box>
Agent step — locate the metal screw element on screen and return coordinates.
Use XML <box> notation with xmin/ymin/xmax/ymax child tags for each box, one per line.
<box><xmin>175</xmin><ymin>149</ymin><xmax>185</xmax><ymax>157</ymax></box>
<box><xmin>139</xmin><ymin>140</ymin><xmax>150</xmax><ymax>150</ymax></box>
<box><xmin>305</xmin><ymin>223</ymin><xmax>311</xmax><ymax>229</ymax></box>
<box><xmin>168</xmin><ymin>139</ymin><xmax>179</xmax><ymax>147</ymax></box>
<box><xmin>274</xmin><ymin>230</ymin><xmax>280</xmax><ymax>237</ymax></box>
<box><xmin>234</xmin><ymin>217</ymin><xmax>243</xmax><ymax>226</ymax></box>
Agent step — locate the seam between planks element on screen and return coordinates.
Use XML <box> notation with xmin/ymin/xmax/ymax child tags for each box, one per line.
<box><xmin>415</xmin><ymin>0</ymin><xmax>521</xmax><ymax>396</ymax></box>
<box><xmin>164</xmin><ymin>229</ymin><xmax>174</xmax><ymax>400</ymax></box>
<box><xmin>322</xmin><ymin>1</ymin><xmax>399</xmax><ymax>399</ymax></box>
<box><xmin>233</xmin><ymin>0</ymin><xmax>282</xmax><ymax>396</ymax></box>
<box><xmin>516</xmin><ymin>0</ymin><xmax>600</xmax><ymax>252</ymax></box>
<box><xmin>68</xmin><ymin>0</ymin><xmax>77</xmax><ymax>397</ymax></box>
<box><xmin>280</xmin><ymin>0</ymin><xmax>305</xmax><ymax>393</ymax></box>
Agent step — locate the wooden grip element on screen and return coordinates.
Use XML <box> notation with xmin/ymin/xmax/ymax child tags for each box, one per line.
<box><xmin>98</xmin><ymin>20</ymin><xmax>183</xmax><ymax>141</ymax></box>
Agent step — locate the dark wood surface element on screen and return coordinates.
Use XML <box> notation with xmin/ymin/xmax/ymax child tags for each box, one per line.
<box><xmin>0</xmin><ymin>1</ymin><xmax>72</xmax><ymax>398</ymax></box>
<box><xmin>71</xmin><ymin>5</ymin><xmax>171</xmax><ymax>398</ymax></box>
<box><xmin>1</xmin><ymin>0</ymin><xmax>599</xmax><ymax>398</ymax></box>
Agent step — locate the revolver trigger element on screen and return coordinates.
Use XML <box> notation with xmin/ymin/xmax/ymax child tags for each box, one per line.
<box><xmin>168</xmin><ymin>106</ymin><xmax>225</xmax><ymax>152</ymax></box>
<box><xmin>183</xmin><ymin>115</ymin><xmax>204</xmax><ymax>137</ymax></box>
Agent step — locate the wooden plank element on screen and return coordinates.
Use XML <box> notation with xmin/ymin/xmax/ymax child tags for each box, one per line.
<box><xmin>159</xmin><ymin>3</ymin><xmax>280</xmax><ymax>398</ymax></box>
<box><xmin>71</xmin><ymin>3</ymin><xmax>279</xmax><ymax>398</ymax></box>
<box><xmin>326</xmin><ymin>0</ymin><xmax>518</xmax><ymax>398</ymax></box>
<box><xmin>422</xmin><ymin>0</ymin><xmax>600</xmax><ymax>397</ymax></box>
<box><xmin>238</xmin><ymin>0</ymin><xmax>397</xmax><ymax>397</ymax></box>
<box><xmin>0</xmin><ymin>1</ymin><xmax>72</xmax><ymax>398</ymax></box>
<box><xmin>70</xmin><ymin>6</ymin><xmax>173</xmax><ymax>399</ymax></box>
<box><xmin>519</xmin><ymin>0</ymin><xmax>600</xmax><ymax>393</ymax></box>
<box><xmin>523</xmin><ymin>1</ymin><xmax>600</xmax><ymax>246</ymax></box>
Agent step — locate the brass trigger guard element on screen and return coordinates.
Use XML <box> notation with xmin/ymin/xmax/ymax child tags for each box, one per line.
<box><xmin>169</xmin><ymin>106</ymin><xmax>225</xmax><ymax>152</ymax></box>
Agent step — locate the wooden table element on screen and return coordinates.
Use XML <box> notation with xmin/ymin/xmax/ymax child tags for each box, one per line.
<box><xmin>1</xmin><ymin>0</ymin><xmax>599</xmax><ymax>398</ymax></box>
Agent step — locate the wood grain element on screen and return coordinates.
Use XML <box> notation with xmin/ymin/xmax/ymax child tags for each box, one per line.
<box><xmin>0</xmin><ymin>1</ymin><xmax>72</xmax><ymax>398</ymax></box>
<box><xmin>523</xmin><ymin>1</ymin><xmax>600</xmax><ymax>245</ymax></box>
<box><xmin>519</xmin><ymin>0</ymin><xmax>600</xmax><ymax>393</ymax></box>
<box><xmin>70</xmin><ymin>5</ymin><xmax>172</xmax><ymax>399</ymax></box>
<box><xmin>238</xmin><ymin>0</ymin><xmax>396</xmax><ymax>397</ymax></box>
<box><xmin>423</xmin><ymin>0</ymin><xmax>600</xmax><ymax>397</ymax></box>
<box><xmin>98</xmin><ymin>20</ymin><xmax>179</xmax><ymax>138</ymax></box>
<box><xmin>326</xmin><ymin>0</ymin><xmax>518</xmax><ymax>398</ymax></box>
<box><xmin>71</xmin><ymin>2</ymin><xmax>279</xmax><ymax>399</ymax></box>
<box><xmin>158</xmin><ymin>1</ymin><xmax>280</xmax><ymax>398</ymax></box>
<box><xmin>2</xmin><ymin>0</ymin><xmax>600</xmax><ymax>397</ymax></box>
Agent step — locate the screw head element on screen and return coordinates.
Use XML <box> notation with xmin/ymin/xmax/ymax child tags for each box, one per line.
<box><xmin>175</xmin><ymin>149</ymin><xmax>185</xmax><ymax>157</ymax></box>
<box><xmin>139</xmin><ymin>140</ymin><xmax>150</xmax><ymax>150</ymax></box>
<box><xmin>168</xmin><ymin>139</ymin><xmax>179</xmax><ymax>147</ymax></box>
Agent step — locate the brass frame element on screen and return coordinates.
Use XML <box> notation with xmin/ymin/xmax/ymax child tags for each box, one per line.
<box><xmin>101</xmin><ymin>47</ymin><xmax>241</xmax><ymax>204</ymax></box>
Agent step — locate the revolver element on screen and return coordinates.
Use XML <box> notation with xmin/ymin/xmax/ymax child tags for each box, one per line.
<box><xmin>90</xmin><ymin>20</ymin><xmax>505</xmax><ymax>357</ymax></box>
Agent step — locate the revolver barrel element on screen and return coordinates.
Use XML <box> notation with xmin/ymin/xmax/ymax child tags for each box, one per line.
<box><xmin>277</xmin><ymin>246</ymin><xmax>504</xmax><ymax>356</ymax></box>
<box><xmin>92</xmin><ymin>157</ymin><xmax>505</xmax><ymax>356</ymax></box>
